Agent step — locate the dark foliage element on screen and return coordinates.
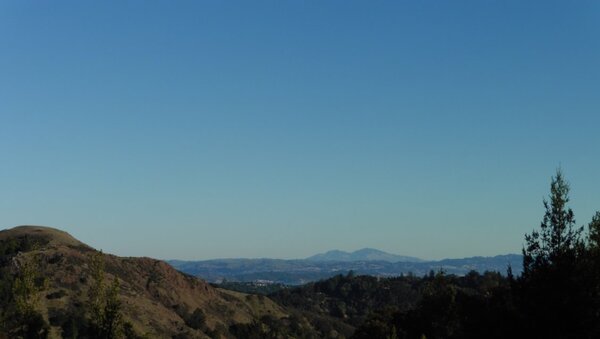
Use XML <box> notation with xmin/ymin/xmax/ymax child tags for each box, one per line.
<box><xmin>270</xmin><ymin>272</ymin><xmax>423</xmax><ymax>325</ymax></box>
<box><xmin>213</xmin><ymin>281</ymin><xmax>288</xmax><ymax>295</ymax></box>
<box><xmin>349</xmin><ymin>170</ymin><xmax>600</xmax><ymax>338</ymax></box>
<box><xmin>229</xmin><ymin>314</ymin><xmax>349</xmax><ymax>339</ymax></box>
<box><xmin>515</xmin><ymin>171</ymin><xmax>599</xmax><ymax>338</ymax></box>
<box><xmin>185</xmin><ymin>308</ymin><xmax>207</xmax><ymax>331</ymax></box>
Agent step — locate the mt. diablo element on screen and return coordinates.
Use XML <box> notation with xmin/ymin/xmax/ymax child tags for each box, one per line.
<box><xmin>170</xmin><ymin>251</ymin><xmax>522</xmax><ymax>285</ymax></box>
<box><xmin>306</xmin><ymin>248</ymin><xmax>424</xmax><ymax>263</ymax></box>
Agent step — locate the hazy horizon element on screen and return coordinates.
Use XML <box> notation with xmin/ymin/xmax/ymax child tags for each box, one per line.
<box><xmin>0</xmin><ymin>225</ymin><xmax>524</xmax><ymax>261</ymax></box>
<box><xmin>1</xmin><ymin>1</ymin><xmax>599</xmax><ymax>261</ymax></box>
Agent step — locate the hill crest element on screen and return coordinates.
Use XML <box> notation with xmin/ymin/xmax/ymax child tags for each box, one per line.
<box><xmin>0</xmin><ymin>225</ymin><xmax>89</xmax><ymax>249</ymax></box>
<box><xmin>0</xmin><ymin>225</ymin><xmax>287</xmax><ymax>338</ymax></box>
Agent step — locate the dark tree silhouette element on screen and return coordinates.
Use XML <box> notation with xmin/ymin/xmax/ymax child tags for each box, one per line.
<box><xmin>518</xmin><ymin>169</ymin><xmax>590</xmax><ymax>338</ymax></box>
<box><xmin>523</xmin><ymin>169</ymin><xmax>583</xmax><ymax>276</ymax></box>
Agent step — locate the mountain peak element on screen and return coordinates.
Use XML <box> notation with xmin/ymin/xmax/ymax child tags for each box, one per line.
<box><xmin>353</xmin><ymin>248</ymin><xmax>387</xmax><ymax>255</ymax></box>
<box><xmin>306</xmin><ymin>248</ymin><xmax>422</xmax><ymax>263</ymax></box>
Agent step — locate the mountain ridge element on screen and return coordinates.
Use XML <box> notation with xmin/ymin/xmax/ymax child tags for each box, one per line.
<box><xmin>306</xmin><ymin>247</ymin><xmax>424</xmax><ymax>263</ymax></box>
<box><xmin>169</xmin><ymin>253</ymin><xmax>522</xmax><ymax>285</ymax></box>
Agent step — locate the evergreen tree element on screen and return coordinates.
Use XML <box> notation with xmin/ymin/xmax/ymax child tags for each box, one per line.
<box><xmin>588</xmin><ymin>211</ymin><xmax>600</xmax><ymax>251</ymax></box>
<box><xmin>11</xmin><ymin>257</ymin><xmax>49</xmax><ymax>338</ymax></box>
<box><xmin>87</xmin><ymin>251</ymin><xmax>123</xmax><ymax>339</ymax></box>
<box><xmin>583</xmin><ymin>212</ymin><xmax>600</xmax><ymax>337</ymax></box>
<box><xmin>102</xmin><ymin>279</ymin><xmax>123</xmax><ymax>339</ymax></box>
<box><xmin>522</xmin><ymin>169</ymin><xmax>583</xmax><ymax>275</ymax></box>
<box><xmin>518</xmin><ymin>169</ymin><xmax>588</xmax><ymax>338</ymax></box>
<box><xmin>88</xmin><ymin>251</ymin><xmax>106</xmax><ymax>331</ymax></box>
<box><xmin>13</xmin><ymin>260</ymin><xmax>39</xmax><ymax>319</ymax></box>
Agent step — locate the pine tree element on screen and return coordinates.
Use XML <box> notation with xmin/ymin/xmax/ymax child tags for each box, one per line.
<box><xmin>519</xmin><ymin>169</ymin><xmax>587</xmax><ymax>338</ymax></box>
<box><xmin>87</xmin><ymin>251</ymin><xmax>123</xmax><ymax>339</ymax></box>
<box><xmin>588</xmin><ymin>211</ymin><xmax>600</xmax><ymax>251</ymax></box>
<box><xmin>13</xmin><ymin>260</ymin><xmax>39</xmax><ymax>318</ymax></box>
<box><xmin>102</xmin><ymin>278</ymin><xmax>123</xmax><ymax>339</ymax></box>
<box><xmin>11</xmin><ymin>257</ymin><xmax>49</xmax><ymax>338</ymax></box>
<box><xmin>522</xmin><ymin>169</ymin><xmax>583</xmax><ymax>276</ymax></box>
<box><xmin>88</xmin><ymin>251</ymin><xmax>106</xmax><ymax>332</ymax></box>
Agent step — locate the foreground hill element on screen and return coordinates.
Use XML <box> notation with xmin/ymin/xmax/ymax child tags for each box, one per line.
<box><xmin>0</xmin><ymin>226</ymin><xmax>287</xmax><ymax>338</ymax></box>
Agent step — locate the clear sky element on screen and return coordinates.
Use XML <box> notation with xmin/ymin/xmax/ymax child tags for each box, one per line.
<box><xmin>1</xmin><ymin>1</ymin><xmax>599</xmax><ymax>260</ymax></box>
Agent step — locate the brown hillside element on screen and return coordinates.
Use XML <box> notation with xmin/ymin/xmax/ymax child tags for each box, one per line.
<box><xmin>1</xmin><ymin>225</ymin><xmax>287</xmax><ymax>338</ymax></box>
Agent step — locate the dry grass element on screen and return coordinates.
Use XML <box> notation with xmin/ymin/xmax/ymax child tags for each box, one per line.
<box><xmin>2</xmin><ymin>225</ymin><xmax>289</xmax><ymax>338</ymax></box>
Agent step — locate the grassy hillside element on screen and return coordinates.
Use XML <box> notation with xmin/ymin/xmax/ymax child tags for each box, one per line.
<box><xmin>0</xmin><ymin>226</ymin><xmax>289</xmax><ymax>338</ymax></box>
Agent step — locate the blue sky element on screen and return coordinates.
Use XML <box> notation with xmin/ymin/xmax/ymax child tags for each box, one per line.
<box><xmin>1</xmin><ymin>1</ymin><xmax>599</xmax><ymax>260</ymax></box>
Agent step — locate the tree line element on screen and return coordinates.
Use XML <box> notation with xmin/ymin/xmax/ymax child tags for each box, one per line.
<box><xmin>261</xmin><ymin>170</ymin><xmax>600</xmax><ymax>338</ymax></box>
<box><xmin>351</xmin><ymin>170</ymin><xmax>600</xmax><ymax>338</ymax></box>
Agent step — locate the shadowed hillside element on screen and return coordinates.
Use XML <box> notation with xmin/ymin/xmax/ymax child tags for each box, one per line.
<box><xmin>0</xmin><ymin>226</ymin><xmax>287</xmax><ymax>338</ymax></box>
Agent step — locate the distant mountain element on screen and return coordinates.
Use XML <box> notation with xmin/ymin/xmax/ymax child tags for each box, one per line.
<box><xmin>169</xmin><ymin>254</ymin><xmax>523</xmax><ymax>285</ymax></box>
<box><xmin>306</xmin><ymin>248</ymin><xmax>423</xmax><ymax>263</ymax></box>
